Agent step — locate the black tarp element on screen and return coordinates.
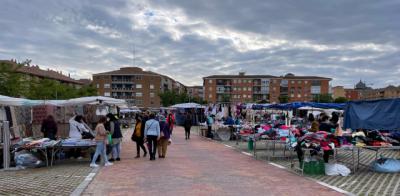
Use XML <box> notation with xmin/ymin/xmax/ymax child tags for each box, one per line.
<box><xmin>344</xmin><ymin>98</ymin><xmax>400</xmax><ymax>130</ymax></box>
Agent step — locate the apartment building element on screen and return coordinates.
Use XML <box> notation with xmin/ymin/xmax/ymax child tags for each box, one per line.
<box><xmin>92</xmin><ymin>67</ymin><xmax>186</xmax><ymax>108</ymax></box>
<box><xmin>203</xmin><ymin>72</ymin><xmax>331</xmax><ymax>104</ymax></box>
<box><xmin>187</xmin><ymin>86</ymin><xmax>204</xmax><ymax>100</ymax></box>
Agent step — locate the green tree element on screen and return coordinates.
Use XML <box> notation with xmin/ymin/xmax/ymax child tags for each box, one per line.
<box><xmin>0</xmin><ymin>61</ymin><xmax>29</xmax><ymax>97</ymax></box>
<box><xmin>334</xmin><ymin>97</ymin><xmax>348</xmax><ymax>103</ymax></box>
<box><xmin>313</xmin><ymin>93</ymin><xmax>333</xmax><ymax>103</ymax></box>
<box><xmin>257</xmin><ymin>99</ymin><xmax>269</xmax><ymax>104</ymax></box>
<box><xmin>278</xmin><ymin>95</ymin><xmax>289</xmax><ymax>103</ymax></box>
<box><xmin>159</xmin><ymin>90</ymin><xmax>206</xmax><ymax>107</ymax></box>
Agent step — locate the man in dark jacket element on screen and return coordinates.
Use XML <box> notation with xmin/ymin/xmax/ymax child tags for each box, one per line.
<box><xmin>184</xmin><ymin>112</ymin><xmax>192</xmax><ymax>140</ymax></box>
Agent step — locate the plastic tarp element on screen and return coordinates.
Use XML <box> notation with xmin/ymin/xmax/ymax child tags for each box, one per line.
<box><xmin>60</xmin><ymin>96</ymin><xmax>126</xmax><ymax>106</ymax></box>
<box><xmin>120</xmin><ymin>107</ymin><xmax>141</xmax><ymax>113</ymax></box>
<box><xmin>252</xmin><ymin>104</ymin><xmax>271</xmax><ymax>110</ymax></box>
<box><xmin>0</xmin><ymin>95</ymin><xmax>41</xmax><ymax>106</ymax></box>
<box><xmin>344</xmin><ymin>98</ymin><xmax>400</xmax><ymax>130</ymax></box>
<box><xmin>266</xmin><ymin>102</ymin><xmax>345</xmax><ymax>110</ymax></box>
<box><xmin>170</xmin><ymin>102</ymin><xmax>205</xmax><ymax>109</ymax></box>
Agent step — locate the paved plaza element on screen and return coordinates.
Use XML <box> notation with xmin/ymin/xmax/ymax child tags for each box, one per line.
<box><xmin>83</xmin><ymin>127</ymin><xmax>341</xmax><ymax>196</ymax></box>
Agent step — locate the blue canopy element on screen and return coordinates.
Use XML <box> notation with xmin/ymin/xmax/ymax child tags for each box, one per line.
<box><xmin>344</xmin><ymin>98</ymin><xmax>400</xmax><ymax>130</ymax></box>
<box><xmin>266</xmin><ymin>102</ymin><xmax>345</xmax><ymax>110</ymax></box>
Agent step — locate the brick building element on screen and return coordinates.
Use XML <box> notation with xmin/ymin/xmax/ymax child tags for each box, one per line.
<box><xmin>187</xmin><ymin>86</ymin><xmax>204</xmax><ymax>100</ymax></box>
<box><xmin>344</xmin><ymin>89</ymin><xmax>360</xmax><ymax>100</ymax></box>
<box><xmin>203</xmin><ymin>72</ymin><xmax>331</xmax><ymax>104</ymax></box>
<box><xmin>92</xmin><ymin>67</ymin><xmax>186</xmax><ymax>108</ymax></box>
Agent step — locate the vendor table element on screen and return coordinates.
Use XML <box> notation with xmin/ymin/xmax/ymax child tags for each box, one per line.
<box><xmin>50</xmin><ymin>144</ymin><xmax>96</xmax><ymax>166</ymax></box>
<box><xmin>265</xmin><ymin>139</ymin><xmax>293</xmax><ymax>161</ymax></box>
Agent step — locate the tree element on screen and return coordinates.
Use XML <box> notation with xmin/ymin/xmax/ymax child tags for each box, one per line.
<box><xmin>159</xmin><ymin>90</ymin><xmax>206</xmax><ymax>107</ymax></box>
<box><xmin>278</xmin><ymin>95</ymin><xmax>289</xmax><ymax>103</ymax></box>
<box><xmin>257</xmin><ymin>99</ymin><xmax>269</xmax><ymax>104</ymax></box>
<box><xmin>0</xmin><ymin>61</ymin><xmax>29</xmax><ymax>97</ymax></box>
<box><xmin>334</xmin><ymin>97</ymin><xmax>348</xmax><ymax>103</ymax></box>
<box><xmin>313</xmin><ymin>93</ymin><xmax>333</xmax><ymax>103</ymax></box>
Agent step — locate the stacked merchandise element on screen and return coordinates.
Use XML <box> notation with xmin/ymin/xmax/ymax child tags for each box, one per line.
<box><xmin>61</xmin><ymin>138</ymin><xmax>96</xmax><ymax>147</ymax></box>
<box><xmin>352</xmin><ymin>130</ymin><xmax>400</xmax><ymax>147</ymax></box>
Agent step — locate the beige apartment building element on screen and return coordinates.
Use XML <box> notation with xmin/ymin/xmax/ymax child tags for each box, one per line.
<box><xmin>93</xmin><ymin>67</ymin><xmax>186</xmax><ymax>108</ymax></box>
<box><xmin>203</xmin><ymin>72</ymin><xmax>331</xmax><ymax>104</ymax></box>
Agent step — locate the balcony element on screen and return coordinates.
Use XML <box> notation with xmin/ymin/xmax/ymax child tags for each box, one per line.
<box><xmin>112</xmin><ymin>88</ymin><xmax>134</xmax><ymax>92</ymax></box>
<box><xmin>112</xmin><ymin>80</ymin><xmax>133</xmax><ymax>84</ymax></box>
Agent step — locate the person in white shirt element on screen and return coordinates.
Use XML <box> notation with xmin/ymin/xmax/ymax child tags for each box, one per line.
<box><xmin>68</xmin><ymin>115</ymin><xmax>92</xmax><ymax>159</ymax></box>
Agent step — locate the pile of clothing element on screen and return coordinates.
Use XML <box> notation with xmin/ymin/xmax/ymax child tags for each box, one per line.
<box><xmin>21</xmin><ymin>138</ymin><xmax>60</xmax><ymax>149</ymax></box>
<box><xmin>352</xmin><ymin>130</ymin><xmax>400</xmax><ymax>147</ymax></box>
<box><xmin>61</xmin><ymin>138</ymin><xmax>96</xmax><ymax>147</ymax></box>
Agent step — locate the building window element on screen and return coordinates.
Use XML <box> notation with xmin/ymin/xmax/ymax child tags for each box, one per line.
<box><xmin>104</xmin><ymin>92</ymin><xmax>110</xmax><ymax>97</ymax></box>
<box><xmin>238</xmin><ymin>95</ymin><xmax>241</xmax><ymax>98</ymax></box>
<box><xmin>291</xmin><ymin>81</ymin><xmax>295</xmax><ymax>84</ymax></box>
<box><xmin>238</xmin><ymin>79</ymin><xmax>241</xmax><ymax>83</ymax></box>
<box><xmin>305</xmin><ymin>81</ymin><xmax>308</xmax><ymax>84</ymax></box>
<box><xmin>150</xmin><ymin>84</ymin><xmax>154</xmax><ymax>89</ymax></box>
<box><xmin>135</xmin><ymin>76</ymin><xmax>142</xmax><ymax>80</ymax></box>
<box><xmin>150</xmin><ymin>92</ymin><xmax>155</xmax><ymax>98</ymax></box>
<box><xmin>96</xmin><ymin>84</ymin><xmax>99</xmax><ymax>88</ymax></box>
<box><xmin>136</xmin><ymin>84</ymin><xmax>142</xmax><ymax>89</ymax></box>
<box><xmin>104</xmin><ymin>84</ymin><xmax>110</xmax><ymax>88</ymax></box>
<box><xmin>209</xmin><ymin>94</ymin><xmax>212</xmax><ymax>98</ymax></box>
<box><xmin>248</xmin><ymin>80</ymin><xmax>252</xmax><ymax>84</ymax></box>
<box><xmin>248</xmin><ymin>95</ymin><xmax>252</xmax><ymax>98</ymax></box>
<box><xmin>136</xmin><ymin>92</ymin><xmax>143</xmax><ymax>97</ymax></box>
<box><xmin>209</xmin><ymin>80</ymin><xmax>213</xmax><ymax>84</ymax></box>
<box><xmin>233</xmin><ymin>87</ymin><xmax>237</xmax><ymax>91</ymax></box>
<box><xmin>248</xmin><ymin>87</ymin><xmax>251</xmax><ymax>91</ymax></box>
<box><xmin>298</xmin><ymin>81</ymin><xmax>302</xmax><ymax>84</ymax></box>
<box><xmin>233</xmin><ymin>79</ymin><xmax>237</xmax><ymax>83</ymax></box>
<box><xmin>298</xmin><ymin>94</ymin><xmax>301</xmax><ymax>98</ymax></box>
<box><xmin>243</xmin><ymin>94</ymin><xmax>247</xmax><ymax>98</ymax></box>
<box><xmin>290</xmin><ymin>94</ymin><xmax>294</xmax><ymax>98</ymax></box>
<box><xmin>209</xmin><ymin>87</ymin><xmax>213</xmax><ymax>91</ymax></box>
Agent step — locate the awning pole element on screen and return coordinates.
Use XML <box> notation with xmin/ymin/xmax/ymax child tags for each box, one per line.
<box><xmin>2</xmin><ymin>121</ymin><xmax>10</xmax><ymax>169</ymax></box>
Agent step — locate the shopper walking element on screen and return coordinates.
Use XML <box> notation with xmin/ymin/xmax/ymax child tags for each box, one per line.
<box><xmin>144</xmin><ymin>113</ymin><xmax>160</xmax><ymax>161</ymax></box>
<box><xmin>105</xmin><ymin>113</ymin><xmax>123</xmax><ymax>162</ymax></box>
<box><xmin>90</xmin><ymin>116</ymin><xmax>113</xmax><ymax>168</ymax></box>
<box><xmin>40</xmin><ymin>115</ymin><xmax>58</xmax><ymax>140</ymax></box>
<box><xmin>166</xmin><ymin>112</ymin><xmax>175</xmax><ymax>134</ymax></box>
<box><xmin>157</xmin><ymin>116</ymin><xmax>171</xmax><ymax>158</ymax></box>
<box><xmin>132</xmin><ymin>115</ymin><xmax>147</xmax><ymax>158</ymax></box>
<box><xmin>184</xmin><ymin>112</ymin><xmax>192</xmax><ymax>140</ymax></box>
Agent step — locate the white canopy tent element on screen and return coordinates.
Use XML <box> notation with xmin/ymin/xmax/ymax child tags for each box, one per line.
<box><xmin>0</xmin><ymin>95</ymin><xmax>42</xmax><ymax>106</ymax></box>
<box><xmin>59</xmin><ymin>96</ymin><xmax>126</xmax><ymax>107</ymax></box>
<box><xmin>170</xmin><ymin>102</ymin><xmax>205</xmax><ymax>109</ymax></box>
<box><xmin>120</xmin><ymin>106</ymin><xmax>141</xmax><ymax>113</ymax></box>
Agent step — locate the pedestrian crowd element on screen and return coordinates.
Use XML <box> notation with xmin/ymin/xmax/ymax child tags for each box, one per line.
<box><xmin>39</xmin><ymin>110</ymin><xmax>196</xmax><ymax>167</ymax></box>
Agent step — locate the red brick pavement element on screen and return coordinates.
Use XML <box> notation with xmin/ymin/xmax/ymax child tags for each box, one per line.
<box><xmin>83</xmin><ymin>126</ymin><xmax>343</xmax><ymax>196</ymax></box>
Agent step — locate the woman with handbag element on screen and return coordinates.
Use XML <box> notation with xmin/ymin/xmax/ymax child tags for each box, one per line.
<box><xmin>132</xmin><ymin>115</ymin><xmax>147</xmax><ymax>158</ymax></box>
<box><xmin>90</xmin><ymin>116</ymin><xmax>113</xmax><ymax>168</ymax></box>
<box><xmin>157</xmin><ymin>116</ymin><xmax>171</xmax><ymax>158</ymax></box>
<box><xmin>69</xmin><ymin>115</ymin><xmax>93</xmax><ymax>159</ymax></box>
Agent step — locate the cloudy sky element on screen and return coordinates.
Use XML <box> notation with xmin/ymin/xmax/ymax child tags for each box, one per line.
<box><xmin>1</xmin><ymin>0</ymin><xmax>399</xmax><ymax>88</ymax></box>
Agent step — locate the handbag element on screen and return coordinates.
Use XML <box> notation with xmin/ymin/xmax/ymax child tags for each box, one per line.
<box><xmin>77</xmin><ymin>125</ymin><xmax>94</xmax><ymax>139</ymax></box>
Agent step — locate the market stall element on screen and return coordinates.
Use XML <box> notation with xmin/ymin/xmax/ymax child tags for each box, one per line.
<box><xmin>170</xmin><ymin>103</ymin><xmax>205</xmax><ymax>126</ymax></box>
<box><xmin>1</xmin><ymin>95</ymin><xmax>126</xmax><ymax>169</ymax></box>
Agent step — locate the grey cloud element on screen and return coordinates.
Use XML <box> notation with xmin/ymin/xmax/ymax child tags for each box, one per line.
<box><xmin>0</xmin><ymin>0</ymin><xmax>399</xmax><ymax>88</ymax></box>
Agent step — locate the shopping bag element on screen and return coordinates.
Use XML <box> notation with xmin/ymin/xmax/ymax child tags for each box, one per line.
<box><xmin>107</xmin><ymin>134</ymin><xmax>113</xmax><ymax>145</ymax></box>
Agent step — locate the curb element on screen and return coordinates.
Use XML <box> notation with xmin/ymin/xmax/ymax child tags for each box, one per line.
<box><xmin>70</xmin><ymin>167</ymin><xmax>100</xmax><ymax>196</ymax></box>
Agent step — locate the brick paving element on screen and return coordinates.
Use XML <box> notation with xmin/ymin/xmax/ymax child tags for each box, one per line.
<box><xmin>0</xmin><ymin>161</ymin><xmax>94</xmax><ymax>196</ymax></box>
<box><xmin>83</xmin><ymin>126</ymin><xmax>342</xmax><ymax>196</ymax></box>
